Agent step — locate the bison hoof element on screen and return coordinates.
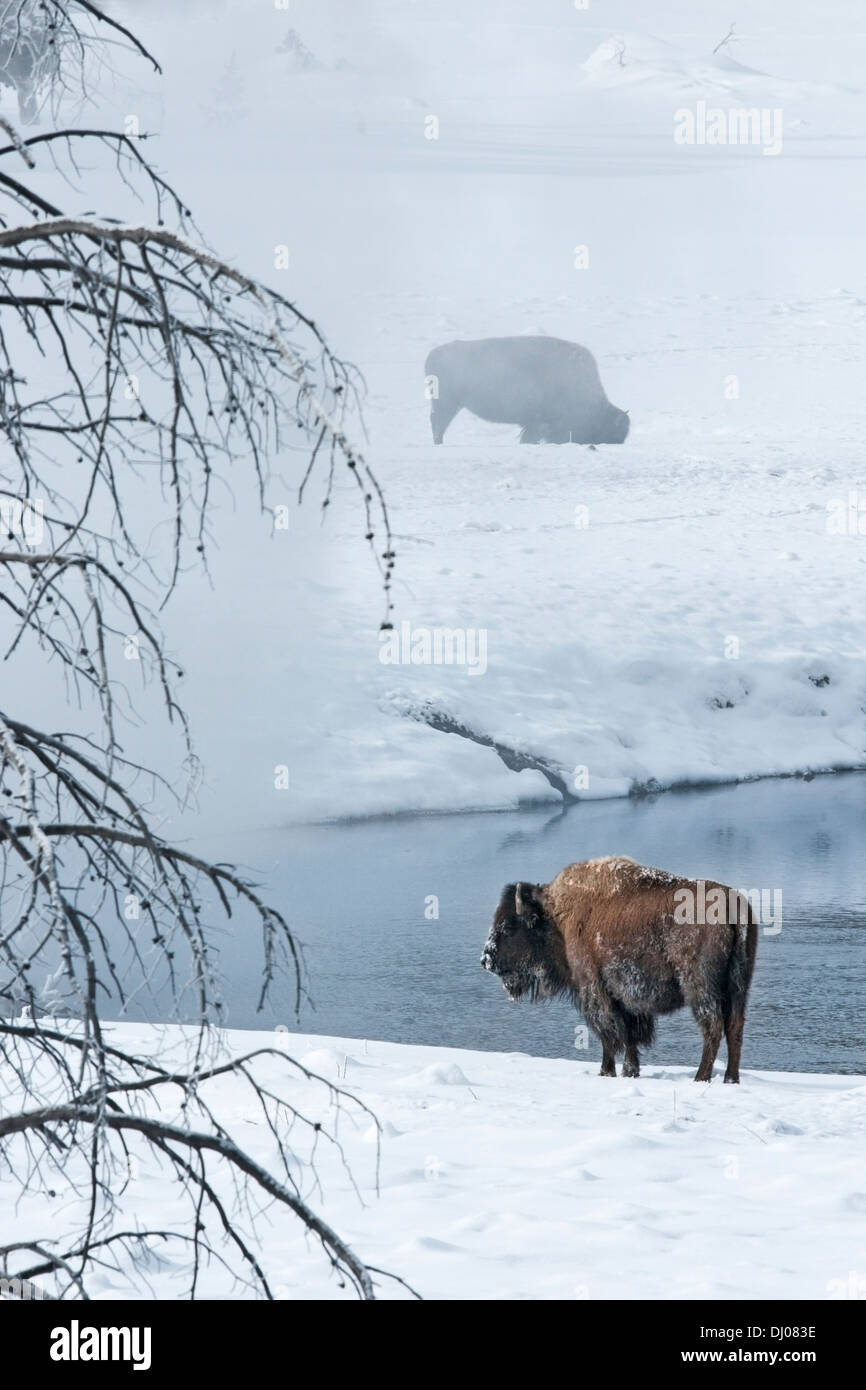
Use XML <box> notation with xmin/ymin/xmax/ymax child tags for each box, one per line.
<box><xmin>599</xmin><ymin>1068</ymin><xmax>617</xmax><ymax>1078</ymax></box>
<box><xmin>723</xmin><ymin>1073</ymin><xmax>740</xmax><ymax>1084</ymax></box>
<box><xmin>622</xmin><ymin>1067</ymin><xmax>639</xmax><ymax>1079</ymax></box>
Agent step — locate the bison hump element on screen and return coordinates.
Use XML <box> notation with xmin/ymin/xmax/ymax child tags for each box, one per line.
<box><xmin>554</xmin><ymin>856</ymin><xmax>680</xmax><ymax>896</ymax></box>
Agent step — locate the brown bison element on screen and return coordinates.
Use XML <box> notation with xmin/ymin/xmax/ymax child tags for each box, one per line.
<box><xmin>424</xmin><ymin>336</ymin><xmax>629</xmax><ymax>445</ymax></box>
<box><xmin>481</xmin><ymin>856</ymin><xmax>758</xmax><ymax>1083</ymax></box>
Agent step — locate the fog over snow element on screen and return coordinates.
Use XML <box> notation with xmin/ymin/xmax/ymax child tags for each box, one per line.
<box><xmin>1</xmin><ymin>0</ymin><xmax>856</xmax><ymax>832</ymax></box>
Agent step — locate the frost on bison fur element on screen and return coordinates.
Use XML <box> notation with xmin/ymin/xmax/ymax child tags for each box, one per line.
<box><xmin>481</xmin><ymin>856</ymin><xmax>758</xmax><ymax>1083</ymax></box>
<box><xmin>424</xmin><ymin>336</ymin><xmax>630</xmax><ymax>445</ymax></box>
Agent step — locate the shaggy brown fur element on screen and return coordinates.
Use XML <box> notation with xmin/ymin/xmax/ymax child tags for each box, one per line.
<box><xmin>481</xmin><ymin>856</ymin><xmax>758</xmax><ymax>1083</ymax></box>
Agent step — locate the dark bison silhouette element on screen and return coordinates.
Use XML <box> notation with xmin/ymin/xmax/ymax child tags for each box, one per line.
<box><xmin>481</xmin><ymin>857</ymin><xmax>758</xmax><ymax>1083</ymax></box>
<box><xmin>424</xmin><ymin>335</ymin><xmax>629</xmax><ymax>445</ymax></box>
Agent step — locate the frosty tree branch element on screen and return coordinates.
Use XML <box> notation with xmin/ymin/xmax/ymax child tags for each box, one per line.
<box><xmin>0</xmin><ymin>0</ymin><xmax>395</xmax><ymax>1301</ymax></box>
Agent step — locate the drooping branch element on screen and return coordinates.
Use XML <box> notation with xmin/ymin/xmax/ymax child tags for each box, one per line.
<box><xmin>0</xmin><ymin>1026</ymin><xmax>384</xmax><ymax>1299</ymax></box>
<box><xmin>395</xmin><ymin>697</ymin><xmax>578</xmax><ymax>803</ymax></box>
<box><xmin>0</xmin><ymin>712</ymin><xmax>305</xmax><ymax>1023</ymax></box>
<box><xmin>2</xmin><ymin>1105</ymin><xmax>375</xmax><ymax>1297</ymax></box>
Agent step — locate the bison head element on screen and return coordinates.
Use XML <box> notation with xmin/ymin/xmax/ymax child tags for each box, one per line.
<box><xmin>481</xmin><ymin>881</ymin><xmax>563</xmax><ymax>1002</ymax></box>
<box><xmin>608</xmin><ymin>405</ymin><xmax>631</xmax><ymax>442</ymax></box>
<box><xmin>603</xmin><ymin>405</ymin><xmax>630</xmax><ymax>444</ymax></box>
<box><xmin>554</xmin><ymin>406</ymin><xmax>630</xmax><ymax>445</ymax></box>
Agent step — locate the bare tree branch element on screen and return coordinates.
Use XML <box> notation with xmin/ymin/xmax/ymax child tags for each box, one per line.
<box><xmin>0</xmin><ymin>0</ymin><xmax>397</xmax><ymax>1302</ymax></box>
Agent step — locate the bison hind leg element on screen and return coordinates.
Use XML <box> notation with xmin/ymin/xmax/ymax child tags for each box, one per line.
<box><xmin>723</xmin><ymin>1002</ymin><xmax>746</xmax><ymax>1083</ymax></box>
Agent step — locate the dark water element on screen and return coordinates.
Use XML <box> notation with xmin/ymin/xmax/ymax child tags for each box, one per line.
<box><xmin>199</xmin><ymin>774</ymin><xmax>866</xmax><ymax>1075</ymax></box>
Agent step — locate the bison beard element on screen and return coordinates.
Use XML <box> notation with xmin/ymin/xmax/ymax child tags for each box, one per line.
<box><xmin>481</xmin><ymin>857</ymin><xmax>758</xmax><ymax>1083</ymax></box>
<box><xmin>424</xmin><ymin>336</ymin><xmax>629</xmax><ymax>445</ymax></box>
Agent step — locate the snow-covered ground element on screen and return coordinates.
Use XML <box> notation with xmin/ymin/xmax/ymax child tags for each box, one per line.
<box><xmin>5</xmin><ymin>1022</ymin><xmax>863</xmax><ymax>1300</ymax></box>
<box><xmin>266</xmin><ymin>1032</ymin><xmax>866</xmax><ymax>1301</ymax></box>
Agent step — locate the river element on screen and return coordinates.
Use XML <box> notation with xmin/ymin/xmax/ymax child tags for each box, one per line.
<box><xmin>201</xmin><ymin>773</ymin><xmax>866</xmax><ymax>1075</ymax></box>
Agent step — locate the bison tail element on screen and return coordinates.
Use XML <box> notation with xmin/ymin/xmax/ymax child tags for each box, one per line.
<box><xmin>744</xmin><ymin>910</ymin><xmax>758</xmax><ymax>989</ymax></box>
<box><xmin>726</xmin><ymin>903</ymin><xmax>758</xmax><ymax>1010</ymax></box>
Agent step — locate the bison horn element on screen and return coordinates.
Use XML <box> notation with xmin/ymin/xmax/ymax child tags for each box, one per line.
<box><xmin>515</xmin><ymin>882</ymin><xmax>535</xmax><ymax>918</ymax></box>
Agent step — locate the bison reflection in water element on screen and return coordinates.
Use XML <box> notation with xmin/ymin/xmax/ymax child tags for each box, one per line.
<box><xmin>424</xmin><ymin>336</ymin><xmax>629</xmax><ymax>445</ymax></box>
<box><xmin>481</xmin><ymin>857</ymin><xmax>758</xmax><ymax>1083</ymax></box>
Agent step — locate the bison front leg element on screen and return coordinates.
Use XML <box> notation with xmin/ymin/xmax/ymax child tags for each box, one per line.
<box><xmin>581</xmin><ymin>987</ymin><xmax>626</xmax><ymax>1077</ymax></box>
<box><xmin>694</xmin><ymin>1009</ymin><xmax>724</xmax><ymax>1082</ymax></box>
<box><xmin>430</xmin><ymin>395</ymin><xmax>460</xmax><ymax>444</ymax></box>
